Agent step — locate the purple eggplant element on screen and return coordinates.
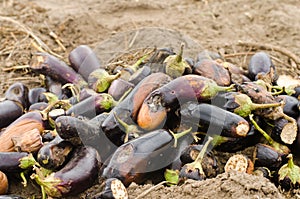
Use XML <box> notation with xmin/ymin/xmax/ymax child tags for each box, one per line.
<box><xmin>196</xmin><ymin>50</ymin><xmax>222</xmax><ymax>62</ymax></box>
<box><xmin>28</xmin><ymin>87</ymin><xmax>47</xmax><ymax>105</ymax></box>
<box><xmin>28</xmin><ymin>102</ymin><xmax>48</xmax><ymax>112</ymax></box>
<box><xmin>108</xmin><ymin>79</ymin><xmax>135</xmax><ymax>101</ymax></box>
<box><xmin>5</xmin><ymin>82</ymin><xmax>29</xmax><ymax>109</ymax></box>
<box><xmin>276</xmin><ymin>95</ymin><xmax>299</xmax><ymax>119</ymax></box>
<box><xmin>101</xmin><ymin>128</ymin><xmax>193</xmax><ymax>187</ymax></box>
<box><xmin>137</xmin><ymin>75</ymin><xmax>235</xmax><ymax>130</ymax></box>
<box><xmin>147</xmin><ymin>47</ymin><xmax>175</xmax><ymax>73</ymax></box>
<box><xmin>0</xmin><ymin>151</ymin><xmax>28</xmax><ymax>173</ymax></box>
<box><xmin>0</xmin><ymin>100</ymin><xmax>23</xmax><ymax>129</ymax></box>
<box><xmin>30</xmin><ymin>52</ymin><xmax>88</xmax><ymax>89</ymax></box>
<box><xmin>128</xmin><ymin>65</ymin><xmax>152</xmax><ymax>85</ymax></box>
<box><xmin>33</xmin><ymin>146</ymin><xmax>100</xmax><ymax>197</ymax></box>
<box><xmin>0</xmin><ymin>195</ymin><xmax>25</xmax><ymax>199</ymax></box>
<box><xmin>68</xmin><ymin>45</ymin><xmax>101</xmax><ymax>81</ymax></box>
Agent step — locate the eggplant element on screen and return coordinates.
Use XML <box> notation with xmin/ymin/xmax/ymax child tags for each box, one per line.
<box><xmin>0</xmin><ymin>100</ymin><xmax>23</xmax><ymax>129</ymax></box>
<box><xmin>224</xmin><ymin>154</ymin><xmax>254</xmax><ymax>174</ymax></box>
<box><xmin>0</xmin><ymin>111</ymin><xmax>46</xmax><ymax>152</ymax></box>
<box><xmin>180</xmin><ymin>102</ymin><xmax>250</xmax><ymax>137</ymax></box>
<box><xmin>179</xmin><ymin>137</ymin><xmax>216</xmax><ymax>181</ymax></box>
<box><xmin>0</xmin><ymin>171</ymin><xmax>8</xmax><ymax>195</ymax></box>
<box><xmin>101</xmin><ymin>72</ymin><xmax>171</xmax><ymax>146</ymax></box>
<box><xmin>44</xmin><ymin>76</ymin><xmax>63</xmax><ymax>98</ymax></box>
<box><xmin>68</xmin><ymin>45</ymin><xmax>101</xmax><ymax>81</ymax></box>
<box><xmin>164</xmin><ymin>43</ymin><xmax>191</xmax><ymax>78</ymax></box>
<box><xmin>55</xmin><ymin>115</ymin><xmax>117</xmax><ymax>161</ymax></box>
<box><xmin>196</xmin><ymin>50</ymin><xmax>222</xmax><ymax>62</ymax></box>
<box><xmin>253</xmin><ymin>167</ymin><xmax>271</xmax><ymax>179</ymax></box>
<box><xmin>101</xmin><ymin>128</ymin><xmax>193</xmax><ymax>187</ymax></box>
<box><xmin>278</xmin><ymin>154</ymin><xmax>300</xmax><ymax>190</ymax></box>
<box><xmin>0</xmin><ymin>152</ymin><xmax>29</xmax><ymax>173</ymax></box>
<box><xmin>108</xmin><ymin>79</ymin><xmax>134</xmax><ymax>101</ymax></box>
<box><xmin>65</xmin><ymin>93</ymin><xmax>117</xmax><ymax>118</ymax></box>
<box><xmin>248</xmin><ymin>51</ymin><xmax>277</xmax><ymax>83</ymax></box>
<box><xmin>137</xmin><ymin>75</ymin><xmax>235</xmax><ymax>130</ymax></box>
<box><xmin>5</xmin><ymin>82</ymin><xmax>29</xmax><ymax>109</ymax></box>
<box><xmin>92</xmin><ymin>178</ymin><xmax>128</xmax><ymax>199</ymax></box>
<box><xmin>37</xmin><ymin>135</ymin><xmax>73</xmax><ymax>170</ymax></box>
<box><xmin>0</xmin><ymin>195</ymin><xmax>24</xmax><ymax>199</ymax></box>
<box><xmin>276</xmin><ymin>95</ymin><xmax>299</xmax><ymax>119</ymax></box>
<box><xmin>147</xmin><ymin>47</ymin><xmax>175</xmax><ymax>73</ymax></box>
<box><xmin>88</xmin><ymin>69</ymin><xmax>121</xmax><ymax>93</ymax></box>
<box><xmin>28</xmin><ymin>102</ymin><xmax>48</xmax><ymax>112</ymax></box>
<box><xmin>271</xmin><ymin>117</ymin><xmax>298</xmax><ymax>145</ymax></box>
<box><xmin>193</xmin><ymin>59</ymin><xmax>231</xmax><ymax>86</ymax></box>
<box><xmin>12</xmin><ymin>128</ymin><xmax>43</xmax><ymax>153</ymax></box>
<box><xmin>28</xmin><ymin>87</ymin><xmax>47</xmax><ymax>105</ymax></box>
<box><xmin>128</xmin><ymin>65</ymin><xmax>152</xmax><ymax>85</ymax></box>
<box><xmin>32</xmin><ymin>146</ymin><xmax>100</xmax><ymax>198</ymax></box>
<box><xmin>30</xmin><ymin>52</ymin><xmax>88</xmax><ymax>89</ymax></box>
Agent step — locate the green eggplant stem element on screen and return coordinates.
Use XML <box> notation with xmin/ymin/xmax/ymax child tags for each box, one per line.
<box><xmin>20</xmin><ymin>172</ymin><xmax>27</xmax><ymax>187</ymax></box>
<box><xmin>170</xmin><ymin>127</ymin><xmax>192</xmax><ymax>148</ymax></box>
<box><xmin>222</xmin><ymin>84</ymin><xmax>236</xmax><ymax>92</ymax></box>
<box><xmin>251</xmin><ymin>102</ymin><xmax>282</xmax><ymax>110</ymax></box>
<box><xmin>175</xmin><ymin>43</ymin><xmax>184</xmax><ymax>63</ymax></box>
<box><xmin>31</xmin><ymin>173</ymin><xmax>47</xmax><ymax>199</ymax></box>
<box><xmin>129</xmin><ymin>54</ymin><xmax>149</xmax><ymax>71</ymax></box>
<box><xmin>287</xmin><ymin>154</ymin><xmax>295</xmax><ymax>168</ymax></box>
<box><xmin>249</xmin><ymin>114</ymin><xmax>274</xmax><ymax>145</ymax></box>
<box><xmin>113</xmin><ymin>111</ymin><xmax>140</xmax><ymax>143</ymax></box>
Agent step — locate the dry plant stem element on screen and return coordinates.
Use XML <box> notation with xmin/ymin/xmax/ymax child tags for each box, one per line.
<box><xmin>0</xmin><ymin>16</ymin><xmax>62</xmax><ymax>59</ymax></box>
<box><xmin>135</xmin><ymin>181</ymin><xmax>168</xmax><ymax>199</ymax></box>
<box><xmin>238</xmin><ymin>41</ymin><xmax>300</xmax><ymax>66</ymax></box>
<box><xmin>2</xmin><ymin>65</ymin><xmax>30</xmax><ymax>72</ymax></box>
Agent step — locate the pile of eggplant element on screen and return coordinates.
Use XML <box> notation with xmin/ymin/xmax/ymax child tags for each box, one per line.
<box><xmin>0</xmin><ymin>44</ymin><xmax>300</xmax><ymax>199</ymax></box>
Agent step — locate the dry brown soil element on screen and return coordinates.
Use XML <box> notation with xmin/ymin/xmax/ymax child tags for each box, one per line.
<box><xmin>1</xmin><ymin>0</ymin><xmax>300</xmax><ymax>198</ymax></box>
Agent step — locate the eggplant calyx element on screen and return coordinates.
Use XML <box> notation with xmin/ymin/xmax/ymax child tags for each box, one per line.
<box><xmin>98</xmin><ymin>93</ymin><xmax>118</xmax><ymax>110</ymax></box>
<box><xmin>279</xmin><ymin>154</ymin><xmax>300</xmax><ymax>186</ymax></box>
<box><xmin>164</xmin><ymin>169</ymin><xmax>180</xmax><ymax>186</ymax></box>
<box><xmin>113</xmin><ymin>112</ymin><xmax>141</xmax><ymax>143</ymax></box>
<box><xmin>183</xmin><ymin>136</ymin><xmax>213</xmax><ymax>177</ymax></box>
<box><xmin>19</xmin><ymin>153</ymin><xmax>39</xmax><ymax>169</ymax></box>
<box><xmin>249</xmin><ymin>114</ymin><xmax>290</xmax><ymax>154</ymax></box>
<box><xmin>170</xmin><ymin>127</ymin><xmax>192</xmax><ymax>148</ymax></box>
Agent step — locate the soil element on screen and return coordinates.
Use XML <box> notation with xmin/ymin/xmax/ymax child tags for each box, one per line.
<box><xmin>1</xmin><ymin>0</ymin><xmax>300</xmax><ymax>198</ymax></box>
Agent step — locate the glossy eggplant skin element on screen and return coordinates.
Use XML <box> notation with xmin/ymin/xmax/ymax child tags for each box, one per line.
<box><xmin>108</xmin><ymin>79</ymin><xmax>135</xmax><ymax>101</ymax></box>
<box><xmin>41</xmin><ymin>146</ymin><xmax>100</xmax><ymax>197</ymax></box>
<box><xmin>5</xmin><ymin>82</ymin><xmax>29</xmax><ymax>109</ymax></box>
<box><xmin>101</xmin><ymin>129</ymin><xmax>193</xmax><ymax>187</ymax></box>
<box><xmin>0</xmin><ymin>100</ymin><xmax>23</xmax><ymax>129</ymax></box>
<box><xmin>0</xmin><ymin>152</ymin><xmax>28</xmax><ymax>173</ymax></box>
<box><xmin>37</xmin><ymin>135</ymin><xmax>73</xmax><ymax>170</ymax></box>
<box><xmin>30</xmin><ymin>52</ymin><xmax>88</xmax><ymax>88</ymax></box>
<box><xmin>28</xmin><ymin>87</ymin><xmax>47</xmax><ymax>105</ymax></box>
<box><xmin>68</xmin><ymin>45</ymin><xmax>101</xmax><ymax>81</ymax></box>
<box><xmin>180</xmin><ymin>102</ymin><xmax>250</xmax><ymax>138</ymax></box>
<box><xmin>101</xmin><ymin>73</ymin><xmax>171</xmax><ymax>146</ymax></box>
<box><xmin>55</xmin><ymin>115</ymin><xmax>117</xmax><ymax>162</ymax></box>
<box><xmin>276</xmin><ymin>95</ymin><xmax>299</xmax><ymax>119</ymax></box>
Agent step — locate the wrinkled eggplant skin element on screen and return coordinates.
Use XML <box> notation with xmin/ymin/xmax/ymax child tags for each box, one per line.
<box><xmin>55</xmin><ymin>115</ymin><xmax>116</xmax><ymax>162</ymax></box>
<box><xmin>0</xmin><ymin>100</ymin><xmax>23</xmax><ymax>129</ymax></box>
<box><xmin>101</xmin><ymin>73</ymin><xmax>171</xmax><ymax>146</ymax></box>
<box><xmin>5</xmin><ymin>82</ymin><xmax>29</xmax><ymax>109</ymax></box>
<box><xmin>0</xmin><ymin>152</ymin><xmax>28</xmax><ymax>173</ymax></box>
<box><xmin>276</xmin><ymin>95</ymin><xmax>299</xmax><ymax>119</ymax></box>
<box><xmin>193</xmin><ymin>59</ymin><xmax>231</xmax><ymax>86</ymax></box>
<box><xmin>37</xmin><ymin>135</ymin><xmax>73</xmax><ymax>170</ymax></box>
<box><xmin>101</xmin><ymin>129</ymin><xmax>193</xmax><ymax>187</ymax></box>
<box><xmin>254</xmin><ymin>143</ymin><xmax>286</xmax><ymax>170</ymax></box>
<box><xmin>51</xmin><ymin>146</ymin><xmax>100</xmax><ymax>197</ymax></box>
<box><xmin>68</xmin><ymin>45</ymin><xmax>101</xmax><ymax>81</ymax></box>
<box><xmin>271</xmin><ymin>118</ymin><xmax>289</xmax><ymax>144</ymax></box>
<box><xmin>28</xmin><ymin>87</ymin><xmax>47</xmax><ymax>105</ymax></box>
<box><xmin>180</xmin><ymin>102</ymin><xmax>249</xmax><ymax>138</ymax></box>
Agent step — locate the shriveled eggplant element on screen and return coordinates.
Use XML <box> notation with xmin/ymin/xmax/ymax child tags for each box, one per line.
<box><xmin>37</xmin><ymin>135</ymin><xmax>73</xmax><ymax>170</ymax></box>
<box><xmin>92</xmin><ymin>178</ymin><xmax>128</xmax><ymax>199</ymax></box>
<box><xmin>0</xmin><ymin>171</ymin><xmax>8</xmax><ymax>195</ymax></box>
<box><xmin>0</xmin><ymin>151</ymin><xmax>28</xmax><ymax>173</ymax></box>
<box><xmin>30</xmin><ymin>52</ymin><xmax>88</xmax><ymax>89</ymax></box>
<box><xmin>32</xmin><ymin>146</ymin><xmax>100</xmax><ymax>198</ymax></box>
<box><xmin>12</xmin><ymin>128</ymin><xmax>43</xmax><ymax>153</ymax></box>
<box><xmin>278</xmin><ymin>154</ymin><xmax>300</xmax><ymax>190</ymax></box>
<box><xmin>180</xmin><ymin>102</ymin><xmax>250</xmax><ymax>138</ymax></box>
<box><xmin>193</xmin><ymin>59</ymin><xmax>231</xmax><ymax>86</ymax></box>
<box><xmin>101</xmin><ymin>73</ymin><xmax>171</xmax><ymax>146</ymax></box>
<box><xmin>102</xmin><ymin>128</ymin><xmax>193</xmax><ymax>187</ymax></box>
<box><xmin>224</xmin><ymin>154</ymin><xmax>254</xmax><ymax>174</ymax></box>
<box><xmin>5</xmin><ymin>82</ymin><xmax>29</xmax><ymax>109</ymax></box>
<box><xmin>0</xmin><ymin>100</ymin><xmax>23</xmax><ymax>129</ymax></box>
<box><xmin>0</xmin><ymin>111</ymin><xmax>46</xmax><ymax>152</ymax></box>
<box><xmin>68</xmin><ymin>45</ymin><xmax>101</xmax><ymax>81</ymax></box>
<box><xmin>66</xmin><ymin>93</ymin><xmax>117</xmax><ymax>118</ymax></box>
<box><xmin>248</xmin><ymin>51</ymin><xmax>277</xmax><ymax>83</ymax></box>
<box><xmin>138</xmin><ymin>75</ymin><xmax>235</xmax><ymax>130</ymax></box>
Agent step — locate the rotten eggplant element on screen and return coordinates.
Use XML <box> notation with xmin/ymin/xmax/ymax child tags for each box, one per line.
<box><xmin>0</xmin><ymin>171</ymin><xmax>8</xmax><ymax>195</ymax></box>
<box><xmin>224</xmin><ymin>154</ymin><xmax>254</xmax><ymax>174</ymax></box>
<box><xmin>277</xmin><ymin>154</ymin><xmax>300</xmax><ymax>190</ymax></box>
<box><xmin>92</xmin><ymin>178</ymin><xmax>128</xmax><ymax>199</ymax></box>
<box><xmin>137</xmin><ymin>75</ymin><xmax>235</xmax><ymax>130</ymax></box>
<box><xmin>30</xmin><ymin>52</ymin><xmax>88</xmax><ymax>89</ymax></box>
<box><xmin>5</xmin><ymin>82</ymin><xmax>29</xmax><ymax>109</ymax></box>
<box><xmin>101</xmin><ymin>128</ymin><xmax>194</xmax><ymax>187</ymax></box>
<box><xmin>32</xmin><ymin>146</ymin><xmax>100</xmax><ymax>198</ymax></box>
